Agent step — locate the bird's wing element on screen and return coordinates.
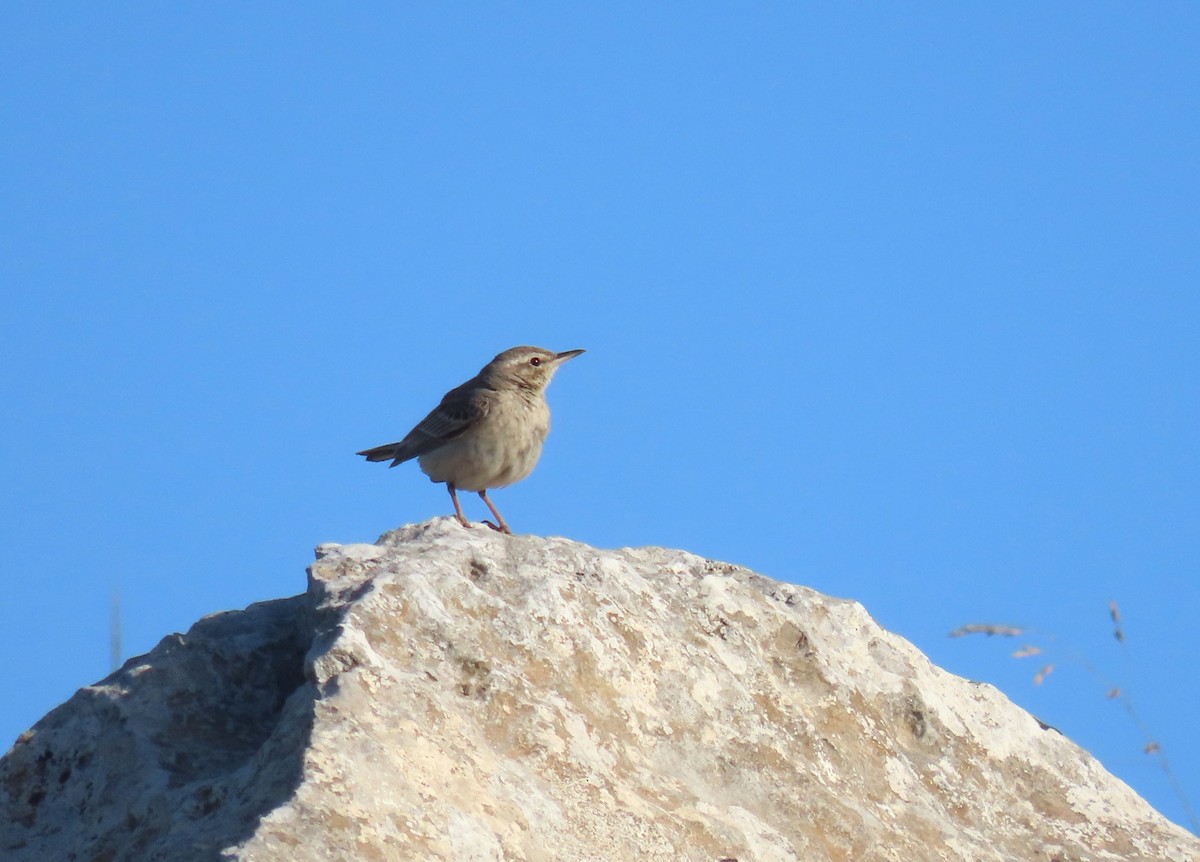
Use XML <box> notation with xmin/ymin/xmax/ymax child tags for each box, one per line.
<box><xmin>363</xmin><ymin>383</ymin><xmax>491</xmax><ymax>466</ymax></box>
<box><xmin>412</xmin><ymin>384</ymin><xmax>490</xmax><ymax>443</ymax></box>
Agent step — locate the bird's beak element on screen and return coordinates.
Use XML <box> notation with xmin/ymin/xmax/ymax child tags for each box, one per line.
<box><xmin>553</xmin><ymin>349</ymin><xmax>585</xmax><ymax>364</ymax></box>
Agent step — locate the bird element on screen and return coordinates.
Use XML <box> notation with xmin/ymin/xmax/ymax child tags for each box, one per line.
<box><xmin>356</xmin><ymin>346</ymin><xmax>585</xmax><ymax>534</ymax></box>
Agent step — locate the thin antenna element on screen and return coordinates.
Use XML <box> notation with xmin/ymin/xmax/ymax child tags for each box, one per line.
<box><xmin>110</xmin><ymin>589</ymin><xmax>122</xmax><ymax>672</ymax></box>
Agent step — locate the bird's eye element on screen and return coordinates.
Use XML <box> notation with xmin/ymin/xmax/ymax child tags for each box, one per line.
<box><xmin>529</xmin><ymin>357</ymin><xmax>542</xmax><ymax>367</ymax></box>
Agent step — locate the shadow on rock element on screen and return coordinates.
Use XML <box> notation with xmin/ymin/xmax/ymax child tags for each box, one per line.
<box><xmin>0</xmin><ymin>593</ymin><xmax>319</xmax><ymax>862</ymax></box>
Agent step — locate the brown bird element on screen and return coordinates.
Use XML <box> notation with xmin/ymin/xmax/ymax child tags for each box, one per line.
<box><xmin>357</xmin><ymin>346</ymin><xmax>584</xmax><ymax>534</ymax></box>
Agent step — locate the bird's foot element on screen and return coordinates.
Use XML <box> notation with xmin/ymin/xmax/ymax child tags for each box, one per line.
<box><xmin>481</xmin><ymin>520</ymin><xmax>511</xmax><ymax>535</ymax></box>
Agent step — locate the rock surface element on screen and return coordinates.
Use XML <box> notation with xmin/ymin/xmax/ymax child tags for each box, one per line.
<box><xmin>2</xmin><ymin>519</ymin><xmax>1196</xmax><ymax>861</ymax></box>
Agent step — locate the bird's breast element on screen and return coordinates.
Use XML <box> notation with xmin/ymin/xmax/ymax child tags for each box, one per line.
<box><xmin>417</xmin><ymin>395</ymin><xmax>550</xmax><ymax>491</ymax></box>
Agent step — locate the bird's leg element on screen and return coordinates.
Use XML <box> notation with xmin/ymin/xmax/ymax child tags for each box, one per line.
<box><xmin>446</xmin><ymin>483</ymin><xmax>471</xmax><ymax>529</ymax></box>
<box><xmin>478</xmin><ymin>490</ymin><xmax>511</xmax><ymax>535</ymax></box>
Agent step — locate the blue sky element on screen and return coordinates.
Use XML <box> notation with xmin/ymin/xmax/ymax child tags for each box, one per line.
<box><xmin>2</xmin><ymin>4</ymin><xmax>1197</xmax><ymax>833</ymax></box>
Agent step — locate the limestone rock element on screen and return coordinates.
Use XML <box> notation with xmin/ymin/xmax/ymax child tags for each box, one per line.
<box><xmin>2</xmin><ymin>519</ymin><xmax>1196</xmax><ymax>861</ymax></box>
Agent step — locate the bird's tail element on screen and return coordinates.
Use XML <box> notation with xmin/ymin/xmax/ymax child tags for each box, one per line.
<box><xmin>356</xmin><ymin>443</ymin><xmax>413</xmax><ymax>467</ymax></box>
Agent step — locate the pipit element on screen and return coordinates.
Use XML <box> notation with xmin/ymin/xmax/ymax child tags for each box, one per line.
<box><xmin>357</xmin><ymin>346</ymin><xmax>584</xmax><ymax>534</ymax></box>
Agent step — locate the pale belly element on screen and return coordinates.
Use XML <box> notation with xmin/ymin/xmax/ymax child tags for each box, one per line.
<box><xmin>418</xmin><ymin>399</ymin><xmax>550</xmax><ymax>491</ymax></box>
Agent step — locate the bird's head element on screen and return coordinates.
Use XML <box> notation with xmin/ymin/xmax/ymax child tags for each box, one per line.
<box><xmin>482</xmin><ymin>346</ymin><xmax>585</xmax><ymax>392</ymax></box>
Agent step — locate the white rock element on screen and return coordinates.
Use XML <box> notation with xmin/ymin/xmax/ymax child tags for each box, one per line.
<box><xmin>1</xmin><ymin>518</ymin><xmax>1195</xmax><ymax>861</ymax></box>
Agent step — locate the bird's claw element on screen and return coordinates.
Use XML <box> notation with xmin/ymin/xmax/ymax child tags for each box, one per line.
<box><xmin>481</xmin><ymin>520</ymin><xmax>511</xmax><ymax>535</ymax></box>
